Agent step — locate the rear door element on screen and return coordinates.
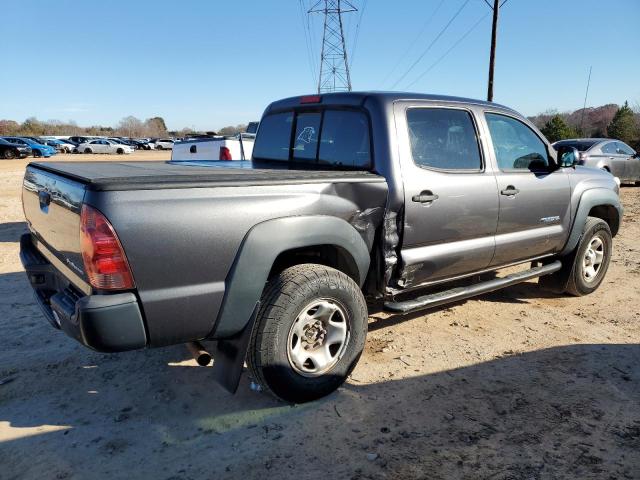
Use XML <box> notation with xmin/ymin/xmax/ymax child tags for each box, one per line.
<box><xmin>483</xmin><ymin>112</ymin><xmax>571</xmax><ymax>266</ymax></box>
<box><xmin>601</xmin><ymin>141</ymin><xmax>627</xmax><ymax>179</ymax></box>
<box><xmin>394</xmin><ymin>103</ymin><xmax>499</xmax><ymax>287</ymax></box>
<box><xmin>617</xmin><ymin>142</ymin><xmax>640</xmax><ymax>181</ymax></box>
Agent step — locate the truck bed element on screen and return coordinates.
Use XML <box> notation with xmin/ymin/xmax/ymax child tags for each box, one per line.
<box><xmin>31</xmin><ymin>161</ymin><xmax>385</xmax><ymax>191</ymax></box>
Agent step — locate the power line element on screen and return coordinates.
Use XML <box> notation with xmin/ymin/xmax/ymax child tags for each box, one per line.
<box><xmin>299</xmin><ymin>0</ymin><xmax>317</xmax><ymax>84</ymax></box>
<box><xmin>379</xmin><ymin>0</ymin><xmax>445</xmax><ymax>88</ymax></box>
<box><xmin>406</xmin><ymin>11</ymin><xmax>491</xmax><ymax>88</ymax></box>
<box><xmin>349</xmin><ymin>0</ymin><xmax>368</xmax><ymax>68</ymax></box>
<box><xmin>390</xmin><ymin>0</ymin><xmax>471</xmax><ymax>90</ymax></box>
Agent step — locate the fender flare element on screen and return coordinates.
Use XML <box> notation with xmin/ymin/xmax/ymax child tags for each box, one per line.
<box><xmin>560</xmin><ymin>188</ymin><xmax>622</xmax><ymax>256</ymax></box>
<box><xmin>212</xmin><ymin>215</ymin><xmax>371</xmax><ymax>339</ymax></box>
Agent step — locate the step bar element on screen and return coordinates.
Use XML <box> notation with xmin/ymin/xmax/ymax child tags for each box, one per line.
<box><xmin>384</xmin><ymin>260</ymin><xmax>562</xmax><ymax>314</ymax></box>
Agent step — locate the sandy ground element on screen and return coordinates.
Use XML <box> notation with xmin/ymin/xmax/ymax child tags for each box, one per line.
<box><xmin>0</xmin><ymin>152</ymin><xmax>638</xmax><ymax>479</ymax></box>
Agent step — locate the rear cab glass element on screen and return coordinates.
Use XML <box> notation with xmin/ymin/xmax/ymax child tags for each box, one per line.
<box><xmin>253</xmin><ymin>108</ymin><xmax>371</xmax><ymax>169</ymax></box>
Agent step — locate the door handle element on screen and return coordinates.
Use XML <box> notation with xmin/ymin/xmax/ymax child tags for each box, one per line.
<box><xmin>412</xmin><ymin>191</ymin><xmax>439</xmax><ymax>203</ymax></box>
<box><xmin>500</xmin><ymin>186</ymin><xmax>520</xmax><ymax>196</ymax></box>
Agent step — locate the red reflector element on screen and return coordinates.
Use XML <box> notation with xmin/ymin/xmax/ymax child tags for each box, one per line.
<box><xmin>300</xmin><ymin>95</ymin><xmax>322</xmax><ymax>104</ymax></box>
<box><xmin>219</xmin><ymin>146</ymin><xmax>232</xmax><ymax>161</ymax></box>
<box><xmin>80</xmin><ymin>205</ymin><xmax>135</xmax><ymax>290</ymax></box>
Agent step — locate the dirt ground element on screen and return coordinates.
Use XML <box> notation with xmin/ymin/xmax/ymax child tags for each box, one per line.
<box><xmin>1</xmin><ymin>152</ymin><xmax>638</xmax><ymax>480</ymax></box>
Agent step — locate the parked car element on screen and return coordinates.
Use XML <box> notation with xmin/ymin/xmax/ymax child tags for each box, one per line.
<box><xmin>108</xmin><ymin>138</ymin><xmax>139</xmax><ymax>149</ymax></box>
<box><xmin>2</xmin><ymin>137</ymin><xmax>56</xmax><ymax>157</ymax></box>
<box><xmin>40</xmin><ymin>138</ymin><xmax>74</xmax><ymax>153</ymax></box>
<box><xmin>172</xmin><ymin>133</ymin><xmax>254</xmax><ymax>161</ymax></box>
<box><xmin>553</xmin><ymin>138</ymin><xmax>640</xmax><ymax>184</ymax></box>
<box><xmin>152</xmin><ymin>138</ymin><xmax>174</xmax><ymax>150</ymax></box>
<box><xmin>77</xmin><ymin>139</ymin><xmax>134</xmax><ymax>154</ymax></box>
<box><xmin>68</xmin><ymin>136</ymin><xmax>98</xmax><ymax>145</ymax></box>
<box><xmin>130</xmin><ymin>139</ymin><xmax>153</xmax><ymax>150</ymax></box>
<box><xmin>20</xmin><ymin>92</ymin><xmax>622</xmax><ymax>403</ymax></box>
<box><xmin>0</xmin><ymin>138</ymin><xmax>32</xmax><ymax>159</ymax></box>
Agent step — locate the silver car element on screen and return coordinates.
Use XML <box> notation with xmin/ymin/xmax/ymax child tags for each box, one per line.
<box><xmin>553</xmin><ymin>138</ymin><xmax>640</xmax><ymax>184</ymax></box>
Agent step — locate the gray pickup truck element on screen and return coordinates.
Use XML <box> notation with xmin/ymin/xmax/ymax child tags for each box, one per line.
<box><xmin>20</xmin><ymin>92</ymin><xmax>622</xmax><ymax>403</ymax></box>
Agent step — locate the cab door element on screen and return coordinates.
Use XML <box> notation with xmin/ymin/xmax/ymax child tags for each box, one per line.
<box><xmin>483</xmin><ymin>112</ymin><xmax>571</xmax><ymax>266</ymax></box>
<box><xmin>394</xmin><ymin>103</ymin><xmax>499</xmax><ymax>287</ymax></box>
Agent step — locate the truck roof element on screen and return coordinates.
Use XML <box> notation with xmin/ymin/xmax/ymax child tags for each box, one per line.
<box><xmin>267</xmin><ymin>91</ymin><xmax>517</xmax><ymax>114</ymax></box>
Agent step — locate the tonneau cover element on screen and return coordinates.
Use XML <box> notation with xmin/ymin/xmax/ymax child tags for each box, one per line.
<box><xmin>31</xmin><ymin>161</ymin><xmax>385</xmax><ymax>191</ymax></box>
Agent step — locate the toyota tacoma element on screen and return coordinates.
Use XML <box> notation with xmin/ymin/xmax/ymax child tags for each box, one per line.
<box><xmin>20</xmin><ymin>92</ymin><xmax>623</xmax><ymax>403</ymax></box>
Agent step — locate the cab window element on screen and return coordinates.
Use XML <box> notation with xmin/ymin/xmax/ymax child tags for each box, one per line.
<box><xmin>406</xmin><ymin>108</ymin><xmax>482</xmax><ymax>171</ymax></box>
<box><xmin>485</xmin><ymin>113</ymin><xmax>550</xmax><ymax>171</ymax></box>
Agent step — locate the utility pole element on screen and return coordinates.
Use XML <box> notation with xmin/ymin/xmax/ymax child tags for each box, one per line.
<box><xmin>309</xmin><ymin>0</ymin><xmax>357</xmax><ymax>94</ymax></box>
<box><xmin>486</xmin><ymin>0</ymin><xmax>500</xmax><ymax>102</ymax></box>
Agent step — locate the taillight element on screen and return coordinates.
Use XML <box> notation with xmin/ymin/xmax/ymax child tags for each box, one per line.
<box><xmin>219</xmin><ymin>146</ymin><xmax>232</xmax><ymax>161</ymax></box>
<box><xmin>300</xmin><ymin>95</ymin><xmax>322</xmax><ymax>104</ymax></box>
<box><xmin>80</xmin><ymin>205</ymin><xmax>135</xmax><ymax>290</ymax></box>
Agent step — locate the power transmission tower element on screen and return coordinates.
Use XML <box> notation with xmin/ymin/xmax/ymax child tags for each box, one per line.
<box><xmin>309</xmin><ymin>0</ymin><xmax>357</xmax><ymax>94</ymax></box>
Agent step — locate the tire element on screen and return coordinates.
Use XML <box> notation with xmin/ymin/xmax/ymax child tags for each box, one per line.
<box><xmin>156</xmin><ymin>144</ymin><xmax>163</xmax><ymax>150</ymax></box>
<box><xmin>564</xmin><ymin>217</ymin><xmax>612</xmax><ymax>296</ymax></box>
<box><xmin>33</xmin><ymin>149</ymin><xmax>42</xmax><ymax>158</ymax></box>
<box><xmin>116</xmin><ymin>148</ymin><xmax>124</xmax><ymax>155</ymax></box>
<box><xmin>247</xmin><ymin>264</ymin><xmax>368</xmax><ymax>403</ymax></box>
<box><xmin>84</xmin><ymin>148</ymin><xmax>92</xmax><ymax>154</ymax></box>
<box><xmin>3</xmin><ymin>149</ymin><xmax>16</xmax><ymax>159</ymax></box>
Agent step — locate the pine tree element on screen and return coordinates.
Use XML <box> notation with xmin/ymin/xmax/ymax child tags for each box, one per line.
<box><xmin>540</xmin><ymin>115</ymin><xmax>577</xmax><ymax>143</ymax></box>
<box><xmin>607</xmin><ymin>101</ymin><xmax>638</xmax><ymax>144</ymax></box>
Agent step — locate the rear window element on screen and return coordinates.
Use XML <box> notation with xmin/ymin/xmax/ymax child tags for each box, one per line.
<box><xmin>253</xmin><ymin>109</ymin><xmax>371</xmax><ymax>169</ymax></box>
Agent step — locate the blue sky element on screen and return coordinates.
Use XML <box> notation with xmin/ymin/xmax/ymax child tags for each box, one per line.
<box><xmin>2</xmin><ymin>0</ymin><xmax>639</xmax><ymax>130</ymax></box>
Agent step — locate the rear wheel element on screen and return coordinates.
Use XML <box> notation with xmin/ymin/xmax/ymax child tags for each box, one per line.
<box><xmin>247</xmin><ymin>264</ymin><xmax>368</xmax><ymax>403</ymax></box>
<box><xmin>84</xmin><ymin>148</ymin><xmax>92</xmax><ymax>154</ymax></box>
<box><xmin>156</xmin><ymin>144</ymin><xmax>163</xmax><ymax>150</ymax></box>
<box><xmin>116</xmin><ymin>148</ymin><xmax>124</xmax><ymax>155</ymax></box>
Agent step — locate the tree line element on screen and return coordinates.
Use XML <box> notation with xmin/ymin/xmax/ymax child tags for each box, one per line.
<box><xmin>0</xmin><ymin>116</ymin><xmax>248</xmax><ymax>139</ymax></box>
<box><xmin>529</xmin><ymin>101</ymin><xmax>640</xmax><ymax>150</ymax></box>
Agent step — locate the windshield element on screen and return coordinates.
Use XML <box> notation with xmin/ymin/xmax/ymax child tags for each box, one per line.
<box><xmin>252</xmin><ymin>108</ymin><xmax>372</xmax><ymax>169</ymax></box>
<box><xmin>553</xmin><ymin>140</ymin><xmax>598</xmax><ymax>152</ymax></box>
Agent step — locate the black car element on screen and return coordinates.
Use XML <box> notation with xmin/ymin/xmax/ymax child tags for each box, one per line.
<box><xmin>0</xmin><ymin>138</ymin><xmax>32</xmax><ymax>159</ymax></box>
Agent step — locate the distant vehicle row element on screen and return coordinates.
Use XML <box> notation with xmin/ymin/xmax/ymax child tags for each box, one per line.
<box><xmin>0</xmin><ymin>136</ymin><xmax>176</xmax><ymax>158</ymax></box>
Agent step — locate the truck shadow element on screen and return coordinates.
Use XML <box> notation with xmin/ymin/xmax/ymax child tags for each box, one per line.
<box><xmin>1</xmin><ymin>317</ymin><xmax>638</xmax><ymax>478</ymax></box>
<box><xmin>0</xmin><ymin>221</ymin><xmax>27</xmax><ymax>242</ymax></box>
<box><xmin>1</xmin><ymin>269</ymin><xmax>638</xmax><ymax>478</ymax></box>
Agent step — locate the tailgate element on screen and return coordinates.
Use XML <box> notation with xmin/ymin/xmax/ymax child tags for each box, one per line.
<box><xmin>23</xmin><ymin>165</ymin><xmax>88</xmax><ymax>289</ymax></box>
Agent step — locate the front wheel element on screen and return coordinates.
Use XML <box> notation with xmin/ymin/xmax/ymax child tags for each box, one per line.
<box><xmin>156</xmin><ymin>144</ymin><xmax>163</xmax><ymax>150</ymax></box>
<box><xmin>84</xmin><ymin>148</ymin><xmax>92</xmax><ymax>154</ymax></box>
<box><xmin>565</xmin><ymin>217</ymin><xmax>612</xmax><ymax>296</ymax></box>
<box><xmin>33</xmin><ymin>149</ymin><xmax>42</xmax><ymax>158</ymax></box>
<box><xmin>247</xmin><ymin>264</ymin><xmax>368</xmax><ymax>403</ymax></box>
<box><xmin>116</xmin><ymin>148</ymin><xmax>124</xmax><ymax>154</ymax></box>
<box><xmin>3</xmin><ymin>149</ymin><xmax>16</xmax><ymax>159</ymax></box>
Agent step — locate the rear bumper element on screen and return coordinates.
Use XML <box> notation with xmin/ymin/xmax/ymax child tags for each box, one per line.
<box><xmin>20</xmin><ymin>233</ymin><xmax>147</xmax><ymax>352</ymax></box>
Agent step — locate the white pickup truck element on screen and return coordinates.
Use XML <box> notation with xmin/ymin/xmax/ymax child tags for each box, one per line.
<box><xmin>171</xmin><ymin>122</ymin><xmax>259</xmax><ymax>161</ymax></box>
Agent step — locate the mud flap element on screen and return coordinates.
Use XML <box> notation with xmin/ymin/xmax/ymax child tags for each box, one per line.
<box><xmin>211</xmin><ymin>302</ymin><xmax>260</xmax><ymax>394</ymax></box>
<box><xmin>538</xmin><ymin>251</ymin><xmax>577</xmax><ymax>294</ymax></box>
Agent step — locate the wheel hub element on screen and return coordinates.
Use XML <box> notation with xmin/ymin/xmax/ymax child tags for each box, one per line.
<box><xmin>582</xmin><ymin>235</ymin><xmax>604</xmax><ymax>282</ymax></box>
<box><xmin>286</xmin><ymin>299</ymin><xmax>349</xmax><ymax>377</ymax></box>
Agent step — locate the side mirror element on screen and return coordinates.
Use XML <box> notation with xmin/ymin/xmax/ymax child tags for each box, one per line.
<box><xmin>555</xmin><ymin>145</ymin><xmax>580</xmax><ymax>168</ymax></box>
